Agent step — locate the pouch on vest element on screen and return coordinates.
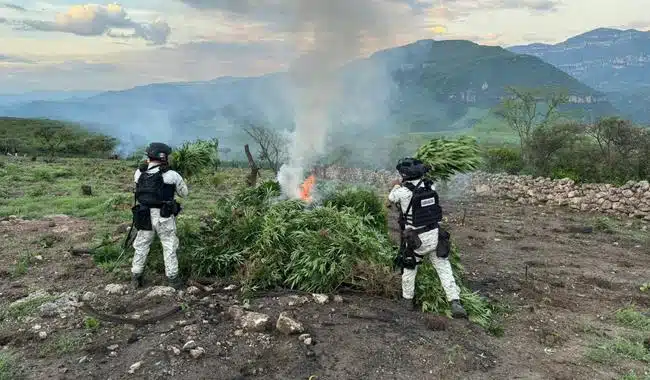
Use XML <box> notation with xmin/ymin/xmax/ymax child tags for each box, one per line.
<box><xmin>132</xmin><ymin>204</ymin><xmax>152</xmax><ymax>231</ymax></box>
<box><xmin>402</xmin><ymin>229</ymin><xmax>423</xmax><ymax>251</ymax></box>
<box><xmin>160</xmin><ymin>200</ymin><xmax>182</xmax><ymax>218</ymax></box>
<box><xmin>436</xmin><ymin>228</ymin><xmax>451</xmax><ymax>258</ymax></box>
<box><xmin>397</xmin><ymin>244</ymin><xmax>418</xmax><ymax>270</ymax></box>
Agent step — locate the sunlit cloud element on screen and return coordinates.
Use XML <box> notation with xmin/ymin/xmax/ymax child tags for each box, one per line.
<box><xmin>17</xmin><ymin>3</ymin><xmax>170</xmax><ymax>45</ymax></box>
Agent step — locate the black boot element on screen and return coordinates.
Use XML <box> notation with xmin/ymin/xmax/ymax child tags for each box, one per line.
<box><xmin>131</xmin><ymin>273</ymin><xmax>144</xmax><ymax>289</ymax></box>
<box><xmin>450</xmin><ymin>299</ymin><xmax>467</xmax><ymax>319</ymax></box>
<box><xmin>401</xmin><ymin>297</ymin><xmax>416</xmax><ymax>311</ymax></box>
<box><xmin>168</xmin><ymin>276</ymin><xmax>183</xmax><ymax>290</ymax></box>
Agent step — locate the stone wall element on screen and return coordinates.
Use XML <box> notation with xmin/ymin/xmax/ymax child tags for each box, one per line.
<box><xmin>315</xmin><ymin>166</ymin><xmax>650</xmax><ymax>220</ymax></box>
<box><xmin>470</xmin><ymin>172</ymin><xmax>650</xmax><ymax>220</ymax></box>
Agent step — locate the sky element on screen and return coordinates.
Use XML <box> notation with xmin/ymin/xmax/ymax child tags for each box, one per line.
<box><xmin>0</xmin><ymin>0</ymin><xmax>648</xmax><ymax>93</ymax></box>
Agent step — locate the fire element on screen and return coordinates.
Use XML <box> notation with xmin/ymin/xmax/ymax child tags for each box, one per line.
<box><xmin>299</xmin><ymin>174</ymin><xmax>316</xmax><ymax>202</ymax></box>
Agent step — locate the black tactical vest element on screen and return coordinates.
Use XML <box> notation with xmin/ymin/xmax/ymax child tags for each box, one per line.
<box><xmin>135</xmin><ymin>165</ymin><xmax>176</xmax><ymax>207</ymax></box>
<box><xmin>402</xmin><ymin>179</ymin><xmax>442</xmax><ymax>229</ymax></box>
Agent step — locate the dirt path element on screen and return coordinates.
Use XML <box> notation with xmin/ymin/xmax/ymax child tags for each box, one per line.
<box><xmin>1</xmin><ymin>196</ymin><xmax>650</xmax><ymax>379</ymax></box>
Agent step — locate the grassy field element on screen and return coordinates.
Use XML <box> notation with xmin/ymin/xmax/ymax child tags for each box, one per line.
<box><xmin>2</xmin><ymin>154</ymin><xmax>650</xmax><ymax>379</ymax></box>
<box><xmin>0</xmin><ymin>156</ymin><xmax>275</xmax><ymax>235</ymax></box>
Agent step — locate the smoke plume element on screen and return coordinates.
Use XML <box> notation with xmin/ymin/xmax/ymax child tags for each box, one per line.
<box><xmin>182</xmin><ymin>0</ymin><xmax>416</xmax><ymax>198</ymax></box>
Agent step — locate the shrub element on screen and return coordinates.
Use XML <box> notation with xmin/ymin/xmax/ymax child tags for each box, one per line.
<box><xmin>169</xmin><ymin>138</ymin><xmax>220</xmax><ymax>178</ymax></box>
<box><xmin>0</xmin><ymin>350</ymin><xmax>21</xmax><ymax>380</ymax></box>
<box><xmin>484</xmin><ymin>146</ymin><xmax>523</xmax><ymax>174</ymax></box>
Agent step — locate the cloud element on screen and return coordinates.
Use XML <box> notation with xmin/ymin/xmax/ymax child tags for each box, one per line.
<box><xmin>497</xmin><ymin>0</ymin><xmax>560</xmax><ymax>12</ymax></box>
<box><xmin>1</xmin><ymin>2</ymin><xmax>26</xmax><ymax>12</ymax></box>
<box><xmin>0</xmin><ymin>54</ymin><xmax>33</xmax><ymax>63</ymax></box>
<box><xmin>177</xmin><ymin>0</ymin><xmax>423</xmax><ymax>29</ymax></box>
<box><xmin>424</xmin><ymin>0</ymin><xmax>560</xmax><ymax>19</ymax></box>
<box><xmin>19</xmin><ymin>3</ymin><xmax>170</xmax><ymax>45</ymax></box>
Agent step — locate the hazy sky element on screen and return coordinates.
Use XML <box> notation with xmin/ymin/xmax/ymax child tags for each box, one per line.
<box><xmin>1</xmin><ymin>0</ymin><xmax>647</xmax><ymax>93</ymax></box>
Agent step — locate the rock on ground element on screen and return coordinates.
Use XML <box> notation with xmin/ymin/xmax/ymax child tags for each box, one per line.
<box><xmin>145</xmin><ymin>286</ymin><xmax>176</xmax><ymax>298</ymax></box>
<box><xmin>105</xmin><ymin>284</ymin><xmax>125</xmax><ymax>295</ymax></box>
<box><xmin>229</xmin><ymin>306</ymin><xmax>271</xmax><ymax>332</ymax></box>
<box><xmin>276</xmin><ymin>312</ymin><xmax>305</xmax><ymax>335</ymax></box>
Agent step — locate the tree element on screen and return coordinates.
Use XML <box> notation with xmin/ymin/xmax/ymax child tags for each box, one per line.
<box><xmin>528</xmin><ymin>122</ymin><xmax>582</xmax><ymax>175</ymax></box>
<box><xmin>34</xmin><ymin>125</ymin><xmax>73</xmax><ymax>162</ymax></box>
<box><xmin>242</xmin><ymin>123</ymin><xmax>289</xmax><ymax>175</ymax></box>
<box><xmin>587</xmin><ymin>117</ymin><xmax>650</xmax><ymax>180</ymax></box>
<box><xmin>494</xmin><ymin>87</ymin><xmax>568</xmax><ymax>164</ymax></box>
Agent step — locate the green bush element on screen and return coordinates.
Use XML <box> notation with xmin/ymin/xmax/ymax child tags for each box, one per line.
<box><xmin>505</xmin><ymin>116</ymin><xmax>650</xmax><ymax>184</ymax></box>
<box><xmin>0</xmin><ymin>350</ymin><xmax>21</xmax><ymax>380</ymax></box>
<box><xmin>169</xmin><ymin>138</ymin><xmax>220</xmax><ymax>178</ymax></box>
<box><xmin>0</xmin><ymin>117</ymin><xmax>117</xmax><ymax>158</ymax></box>
<box><xmin>484</xmin><ymin>146</ymin><xmax>523</xmax><ymax>174</ymax></box>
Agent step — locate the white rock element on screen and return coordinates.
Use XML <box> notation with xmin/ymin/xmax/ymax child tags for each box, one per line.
<box><xmin>186</xmin><ymin>286</ymin><xmax>200</xmax><ymax>295</ymax></box>
<box><xmin>312</xmin><ymin>294</ymin><xmax>329</xmax><ymax>304</ymax></box>
<box><xmin>298</xmin><ymin>333</ymin><xmax>310</xmax><ymax>342</ymax></box>
<box><xmin>38</xmin><ymin>331</ymin><xmax>47</xmax><ymax>340</ymax></box>
<box><xmin>128</xmin><ymin>361</ymin><xmax>142</xmax><ymax>374</ymax></box>
<box><xmin>304</xmin><ymin>337</ymin><xmax>313</xmax><ymax>345</ymax></box>
<box><xmin>105</xmin><ymin>284</ymin><xmax>125</xmax><ymax>295</ymax></box>
<box><xmin>82</xmin><ymin>292</ymin><xmax>97</xmax><ymax>302</ymax></box>
<box><xmin>239</xmin><ymin>311</ymin><xmax>271</xmax><ymax>332</ymax></box>
<box><xmin>169</xmin><ymin>346</ymin><xmax>181</xmax><ymax>355</ymax></box>
<box><xmin>145</xmin><ymin>286</ymin><xmax>176</xmax><ymax>298</ymax></box>
<box><xmin>276</xmin><ymin>312</ymin><xmax>305</xmax><ymax>335</ymax></box>
<box><xmin>182</xmin><ymin>340</ymin><xmax>197</xmax><ymax>351</ymax></box>
<box><xmin>107</xmin><ymin>344</ymin><xmax>119</xmax><ymax>351</ymax></box>
<box><xmin>190</xmin><ymin>347</ymin><xmax>205</xmax><ymax>359</ymax></box>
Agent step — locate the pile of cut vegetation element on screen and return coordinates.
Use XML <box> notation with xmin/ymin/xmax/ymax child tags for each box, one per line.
<box><xmin>175</xmin><ymin>178</ymin><xmax>495</xmax><ymax>329</ymax></box>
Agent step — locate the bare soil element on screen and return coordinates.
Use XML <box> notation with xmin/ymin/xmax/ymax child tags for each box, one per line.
<box><xmin>2</xmin><ymin>195</ymin><xmax>650</xmax><ymax>380</ymax></box>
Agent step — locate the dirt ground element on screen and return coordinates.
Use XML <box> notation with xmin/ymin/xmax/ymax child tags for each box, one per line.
<box><xmin>1</xmin><ymin>195</ymin><xmax>650</xmax><ymax>380</ymax></box>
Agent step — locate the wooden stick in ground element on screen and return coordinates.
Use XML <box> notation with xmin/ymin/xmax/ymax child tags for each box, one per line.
<box><xmin>80</xmin><ymin>303</ymin><xmax>182</xmax><ymax>326</ymax></box>
<box><xmin>244</xmin><ymin>144</ymin><xmax>259</xmax><ymax>187</ymax></box>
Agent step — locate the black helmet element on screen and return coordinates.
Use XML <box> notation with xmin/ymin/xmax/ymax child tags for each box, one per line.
<box><xmin>145</xmin><ymin>142</ymin><xmax>172</xmax><ymax>162</ymax></box>
<box><xmin>396</xmin><ymin>157</ymin><xmax>430</xmax><ymax>181</ymax></box>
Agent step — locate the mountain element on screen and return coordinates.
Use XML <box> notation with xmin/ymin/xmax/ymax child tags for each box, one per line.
<box><xmin>509</xmin><ymin>28</ymin><xmax>650</xmax><ymax>122</ymax></box>
<box><xmin>509</xmin><ymin>28</ymin><xmax>650</xmax><ymax>92</ymax></box>
<box><xmin>605</xmin><ymin>87</ymin><xmax>650</xmax><ymax>123</ymax></box>
<box><xmin>3</xmin><ymin>39</ymin><xmax>617</xmax><ymax>154</ymax></box>
<box><xmin>0</xmin><ymin>90</ymin><xmax>100</xmax><ymax>107</ymax></box>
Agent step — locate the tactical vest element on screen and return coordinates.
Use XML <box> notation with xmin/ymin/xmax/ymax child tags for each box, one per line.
<box><xmin>400</xmin><ymin>179</ymin><xmax>442</xmax><ymax>230</ymax></box>
<box><xmin>135</xmin><ymin>164</ymin><xmax>176</xmax><ymax>207</ymax></box>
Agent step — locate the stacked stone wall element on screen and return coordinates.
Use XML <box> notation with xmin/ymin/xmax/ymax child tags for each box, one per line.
<box><xmin>470</xmin><ymin>172</ymin><xmax>650</xmax><ymax>220</ymax></box>
<box><xmin>316</xmin><ymin>166</ymin><xmax>650</xmax><ymax>220</ymax></box>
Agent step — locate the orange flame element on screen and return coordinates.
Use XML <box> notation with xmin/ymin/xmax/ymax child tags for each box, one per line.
<box><xmin>300</xmin><ymin>175</ymin><xmax>316</xmax><ymax>202</ymax></box>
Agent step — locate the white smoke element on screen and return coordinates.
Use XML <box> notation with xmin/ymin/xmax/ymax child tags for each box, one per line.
<box><xmin>274</xmin><ymin>0</ymin><xmax>408</xmax><ymax>199</ymax></box>
<box><xmin>179</xmin><ymin>0</ymin><xmax>425</xmax><ymax>198</ymax></box>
